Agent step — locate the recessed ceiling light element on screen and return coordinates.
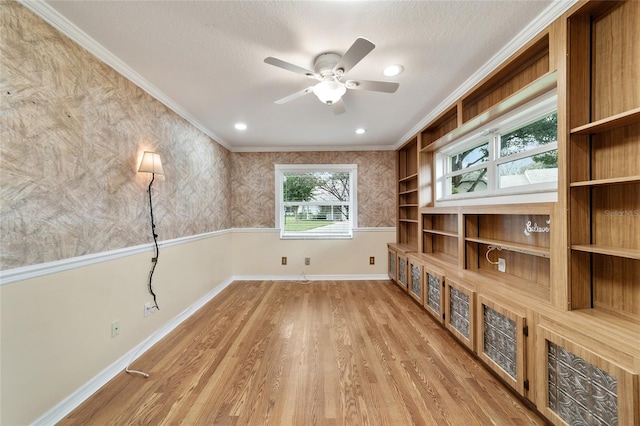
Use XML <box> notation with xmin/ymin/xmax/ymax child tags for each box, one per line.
<box><xmin>383</xmin><ymin>64</ymin><xmax>404</xmax><ymax>77</ymax></box>
<box><xmin>234</xmin><ymin>123</ymin><xmax>247</xmax><ymax>131</ymax></box>
<box><xmin>356</xmin><ymin>128</ymin><xmax>366</xmax><ymax>134</ymax></box>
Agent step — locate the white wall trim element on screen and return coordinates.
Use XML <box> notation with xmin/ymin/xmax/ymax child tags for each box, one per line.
<box><xmin>0</xmin><ymin>229</ymin><xmax>231</xmax><ymax>286</ymax></box>
<box><xmin>17</xmin><ymin>0</ymin><xmax>232</xmax><ymax>152</ymax></box>
<box><xmin>0</xmin><ymin>228</ymin><xmax>394</xmax><ymax>285</ymax></box>
<box><xmin>30</xmin><ymin>277</ymin><xmax>235</xmax><ymax>426</ymax></box>
<box><xmin>395</xmin><ymin>0</ymin><xmax>578</xmax><ymax>149</ymax></box>
<box><xmin>231</xmin><ymin>227</ymin><xmax>395</xmax><ymax>233</ymax></box>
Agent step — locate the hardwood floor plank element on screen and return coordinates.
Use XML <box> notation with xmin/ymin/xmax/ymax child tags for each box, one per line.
<box><xmin>60</xmin><ymin>280</ymin><xmax>545</xmax><ymax>425</ymax></box>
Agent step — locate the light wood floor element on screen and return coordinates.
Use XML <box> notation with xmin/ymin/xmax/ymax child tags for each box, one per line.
<box><xmin>61</xmin><ymin>280</ymin><xmax>545</xmax><ymax>425</ymax></box>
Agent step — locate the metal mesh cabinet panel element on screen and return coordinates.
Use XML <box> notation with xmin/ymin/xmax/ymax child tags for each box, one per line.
<box><xmin>548</xmin><ymin>341</ymin><xmax>618</xmax><ymax>426</ymax></box>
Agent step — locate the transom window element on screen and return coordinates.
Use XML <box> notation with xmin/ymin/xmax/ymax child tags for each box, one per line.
<box><xmin>275</xmin><ymin>164</ymin><xmax>357</xmax><ymax>239</ymax></box>
<box><xmin>436</xmin><ymin>90</ymin><xmax>558</xmax><ymax>204</ymax></box>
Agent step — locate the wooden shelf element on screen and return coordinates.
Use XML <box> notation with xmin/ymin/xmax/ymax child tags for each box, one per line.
<box><xmin>423</xmin><ymin>229</ymin><xmax>458</xmax><ymax>238</ymax></box>
<box><xmin>570</xmin><ymin>176</ymin><xmax>640</xmax><ymax>187</ymax></box>
<box><xmin>465</xmin><ymin>237</ymin><xmax>550</xmax><ymax>258</ymax></box>
<box><xmin>571</xmin><ymin>245</ymin><xmax>640</xmax><ymax>260</ymax></box>
<box><xmin>570</xmin><ymin>107</ymin><xmax>640</xmax><ymax>135</ymax></box>
<box><xmin>399</xmin><ymin>204</ymin><xmax>419</xmax><ymax>208</ymax></box>
<box><xmin>399</xmin><ymin>219</ymin><xmax>419</xmax><ymax>224</ymax></box>
<box><xmin>399</xmin><ymin>173</ymin><xmax>418</xmax><ymax>182</ymax></box>
<box><xmin>399</xmin><ymin>189</ymin><xmax>418</xmax><ymax>195</ymax></box>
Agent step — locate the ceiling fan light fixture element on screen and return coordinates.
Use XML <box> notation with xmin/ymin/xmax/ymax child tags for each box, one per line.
<box><xmin>313</xmin><ymin>80</ymin><xmax>346</xmax><ymax>105</ymax></box>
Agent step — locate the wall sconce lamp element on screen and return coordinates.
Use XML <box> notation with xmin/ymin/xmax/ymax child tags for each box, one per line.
<box><xmin>138</xmin><ymin>151</ymin><xmax>164</xmax><ymax>311</ymax></box>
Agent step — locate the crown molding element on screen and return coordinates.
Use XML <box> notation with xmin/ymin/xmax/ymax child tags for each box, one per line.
<box><xmin>395</xmin><ymin>0</ymin><xmax>579</xmax><ymax>149</ymax></box>
<box><xmin>18</xmin><ymin>0</ymin><xmax>233</xmax><ymax>152</ymax></box>
<box><xmin>230</xmin><ymin>143</ymin><xmax>397</xmax><ymax>153</ymax></box>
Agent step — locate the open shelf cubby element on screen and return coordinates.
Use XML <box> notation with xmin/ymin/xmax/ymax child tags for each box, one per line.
<box><xmin>422</xmin><ymin>212</ymin><xmax>459</xmax><ymax>266</ymax></box>
<box><xmin>464</xmin><ymin>213</ymin><xmax>551</xmax><ymax>291</ymax></box>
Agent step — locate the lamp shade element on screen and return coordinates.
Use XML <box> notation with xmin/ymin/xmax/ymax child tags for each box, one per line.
<box><xmin>138</xmin><ymin>151</ymin><xmax>164</xmax><ymax>175</ymax></box>
<box><xmin>313</xmin><ymin>80</ymin><xmax>346</xmax><ymax>105</ymax></box>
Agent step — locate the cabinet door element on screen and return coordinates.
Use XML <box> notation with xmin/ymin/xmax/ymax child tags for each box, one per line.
<box><xmin>537</xmin><ymin>326</ymin><xmax>639</xmax><ymax>426</ymax></box>
<box><xmin>476</xmin><ymin>295</ymin><xmax>527</xmax><ymax>395</ymax></box>
<box><xmin>444</xmin><ymin>278</ymin><xmax>476</xmax><ymax>352</ymax></box>
<box><xmin>423</xmin><ymin>266</ymin><xmax>445</xmax><ymax>323</ymax></box>
<box><xmin>388</xmin><ymin>247</ymin><xmax>397</xmax><ymax>282</ymax></box>
<box><xmin>397</xmin><ymin>254</ymin><xmax>409</xmax><ymax>291</ymax></box>
<box><xmin>408</xmin><ymin>257</ymin><xmax>424</xmax><ymax>304</ymax></box>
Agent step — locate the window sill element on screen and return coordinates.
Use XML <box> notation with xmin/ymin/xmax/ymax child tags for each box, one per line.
<box><xmin>279</xmin><ymin>233</ymin><xmax>353</xmax><ymax>240</ymax></box>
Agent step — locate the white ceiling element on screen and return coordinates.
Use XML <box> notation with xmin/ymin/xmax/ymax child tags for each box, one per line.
<box><xmin>30</xmin><ymin>1</ymin><xmax>574</xmax><ymax>152</ymax></box>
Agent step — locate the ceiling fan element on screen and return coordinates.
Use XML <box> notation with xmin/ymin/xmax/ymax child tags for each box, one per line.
<box><xmin>264</xmin><ymin>37</ymin><xmax>399</xmax><ymax>114</ymax></box>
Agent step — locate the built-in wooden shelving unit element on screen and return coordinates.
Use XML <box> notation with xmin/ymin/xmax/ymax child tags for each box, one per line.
<box><xmin>389</xmin><ymin>1</ymin><xmax>640</xmax><ymax>424</ymax></box>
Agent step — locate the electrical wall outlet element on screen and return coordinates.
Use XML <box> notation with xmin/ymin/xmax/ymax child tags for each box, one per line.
<box><xmin>369</xmin><ymin>256</ymin><xmax>375</xmax><ymax>265</ymax></box>
<box><xmin>144</xmin><ymin>302</ymin><xmax>153</xmax><ymax>317</ymax></box>
<box><xmin>282</xmin><ymin>256</ymin><xmax>287</xmax><ymax>265</ymax></box>
<box><xmin>305</xmin><ymin>257</ymin><xmax>310</xmax><ymax>266</ymax></box>
<box><xmin>111</xmin><ymin>320</ymin><xmax>120</xmax><ymax>338</ymax></box>
<box><xmin>498</xmin><ymin>258</ymin><xmax>506</xmax><ymax>273</ymax></box>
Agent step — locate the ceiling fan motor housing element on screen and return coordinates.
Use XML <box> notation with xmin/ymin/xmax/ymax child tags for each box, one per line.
<box><xmin>314</xmin><ymin>53</ymin><xmax>342</xmax><ymax>77</ymax></box>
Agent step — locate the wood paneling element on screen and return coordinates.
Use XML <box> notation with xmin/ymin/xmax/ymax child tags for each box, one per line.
<box><xmin>60</xmin><ymin>281</ymin><xmax>546</xmax><ymax>425</ymax></box>
<box><xmin>591</xmin><ymin>1</ymin><xmax>640</xmax><ymax>121</ymax></box>
<box><xmin>462</xmin><ymin>36</ymin><xmax>550</xmax><ymax>123</ymax></box>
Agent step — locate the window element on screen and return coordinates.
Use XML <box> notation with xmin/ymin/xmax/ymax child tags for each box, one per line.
<box><xmin>437</xmin><ymin>90</ymin><xmax>558</xmax><ymax>203</ymax></box>
<box><xmin>275</xmin><ymin>164</ymin><xmax>357</xmax><ymax>239</ymax></box>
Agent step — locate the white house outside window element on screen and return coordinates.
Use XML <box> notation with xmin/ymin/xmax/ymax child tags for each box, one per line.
<box><xmin>275</xmin><ymin>164</ymin><xmax>357</xmax><ymax>239</ymax></box>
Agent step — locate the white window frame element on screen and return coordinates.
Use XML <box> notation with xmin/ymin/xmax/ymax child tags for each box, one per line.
<box><xmin>435</xmin><ymin>89</ymin><xmax>558</xmax><ymax>206</ymax></box>
<box><xmin>275</xmin><ymin>164</ymin><xmax>357</xmax><ymax>239</ymax></box>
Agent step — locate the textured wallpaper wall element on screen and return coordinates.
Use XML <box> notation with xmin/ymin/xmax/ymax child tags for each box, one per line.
<box><xmin>231</xmin><ymin>151</ymin><xmax>396</xmax><ymax>228</ymax></box>
<box><xmin>0</xmin><ymin>2</ymin><xmax>231</xmax><ymax>269</ymax></box>
<box><xmin>0</xmin><ymin>2</ymin><xmax>395</xmax><ymax>271</ymax></box>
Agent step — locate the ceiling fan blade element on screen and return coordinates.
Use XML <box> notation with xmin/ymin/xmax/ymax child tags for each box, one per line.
<box><xmin>331</xmin><ymin>98</ymin><xmax>346</xmax><ymax>115</ymax></box>
<box><xmin>333</xmin><ymin>37</ymin><xmax>375</xmax><ymax>75</ymax></box>
<box><xmin>264</xmin><ymin>57</ymin><xmax>315</xmax><ymax>78</ymax></box>
<box><xmin>274</xmin><ymin>86</ymin><xmax>315</xmax><ymax>104</ymax></box>
<box><xmin>346</xmin><ymin>80</ymin><xmax>399</xmax><ymax>93</ymax></box>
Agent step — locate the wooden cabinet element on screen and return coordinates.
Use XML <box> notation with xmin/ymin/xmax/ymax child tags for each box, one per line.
<box><xmin>388</xmin><ymin>243</ymin><xmax>415</xmax><ymax>291</ymax></box>
<box><xmin>423</xmin><ymin>265</ymin><xmax>445</xmax><ymax>323</ymax></box>
<box><xmin>444</xmin><ymin>277</ymin><xmax>476</xmax><ymax>352</ymax></box>
<box><xmin>387</xmin><ymin>244</ymin><xmax>397</xmax><ymax>282</ymax></box>
<box><xmin>407</xmin><ymin>254</ymin><xmax>424</xmax><ymax>304</ymax></box>
<box><xmin>536</xmin><ymin>324</ymin><xmax>639</xmax><ymax>426</ymax></box>
<box><xmin>477</xmin><ymin>295</ymin><xmax>528</xmax><ymax>396</ymax></box>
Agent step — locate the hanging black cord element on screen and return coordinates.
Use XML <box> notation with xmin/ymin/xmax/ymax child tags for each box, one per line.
<box><xmin>147</xmin><ymin>173</ymin><xmax>160</xmax><ymax>310</ymax></box>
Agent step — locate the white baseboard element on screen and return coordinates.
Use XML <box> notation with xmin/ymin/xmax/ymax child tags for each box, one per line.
<box><xmin>31</xmin><ymin>277</ymin><xmax>234</xmax><ymax>426</ymax></box>
<box><xmin>232</xmin><ymin>274</ymin><xmax>390</xmax><ymax>281</ymax></box>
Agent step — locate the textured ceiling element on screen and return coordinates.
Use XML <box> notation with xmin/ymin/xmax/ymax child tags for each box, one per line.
<box><xmin>34</xmin><ymin>0</ymin><xmax>573</xmax><ymax>151</ymax></box>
